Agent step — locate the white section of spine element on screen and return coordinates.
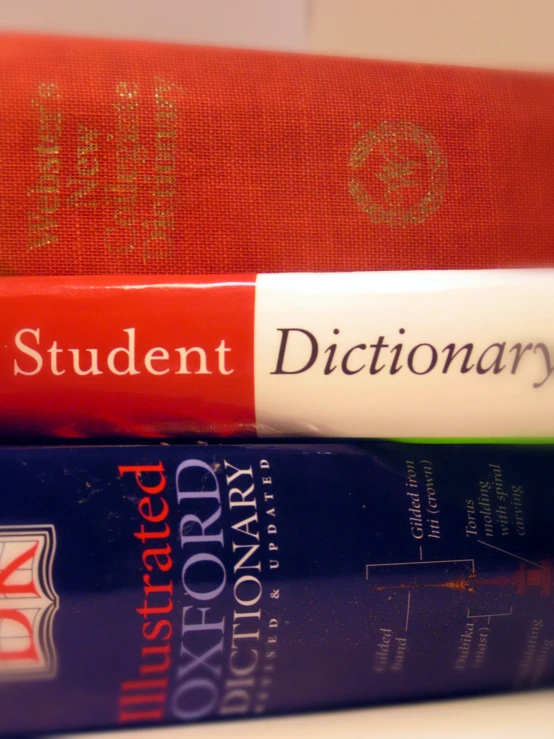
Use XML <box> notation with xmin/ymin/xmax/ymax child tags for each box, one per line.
<box><xmin>254</xmin><ymin>270</ymin><xmax>554</xmax><ymax>438</ymax></box>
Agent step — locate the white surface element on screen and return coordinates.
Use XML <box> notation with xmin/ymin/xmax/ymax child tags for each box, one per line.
<box><xmin>0</xmin><ymin>0</ymin><xmax>308</xmax><ymax>51</ymax></box>
<box><xmin>61</xmin><ymin>691</ymin><xmax>554</xmax><ymax>738</ymax></box>
<box><xmin>2</xmin><ymin>0</ymin><xmax>553</xmax><ymax>70</ymax></box>
<box><xmin>310</xmin><ymin>0</ymin><xmax>554</xmax><ymax>70</ymax></box>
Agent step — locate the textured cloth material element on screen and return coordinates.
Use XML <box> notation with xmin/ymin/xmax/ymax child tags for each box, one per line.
<box><xmin>1</xmin><ymin>33</ymin><xmax>553</xmax><ymax>276</ymax></box>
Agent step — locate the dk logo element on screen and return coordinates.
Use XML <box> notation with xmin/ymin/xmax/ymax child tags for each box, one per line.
<box><xmin>0</xmin><ymin>525</ymin><xmax>59</xmax><ymax>680</ymax></box>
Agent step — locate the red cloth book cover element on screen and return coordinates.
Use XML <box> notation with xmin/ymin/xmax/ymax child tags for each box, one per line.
<box><xmin>0</xmin><ymin>33</ymin><xmax>553</xmax><ymax>276</ymax></box>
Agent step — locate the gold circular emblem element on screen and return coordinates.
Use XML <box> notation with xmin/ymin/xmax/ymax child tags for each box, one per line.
<box><xmin>348</xmin><ymin>121</ymin><xmax>447</xmax><ymax>227</ymax></box>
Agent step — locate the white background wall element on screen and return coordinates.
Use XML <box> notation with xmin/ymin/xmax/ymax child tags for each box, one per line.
<box><xmin>0</xmin><ymin>0</ymin><xmax>308</xmax><ymax>51</ymax></box>
<box><xmin>1</xmin><ymin>0</ymin><xmax>553</xmax><ymax>70</ymax></box>
<box><xmin>310</xmin><ymin>0</ymin><xmax>554</xmax><ymax>70</ymax></box>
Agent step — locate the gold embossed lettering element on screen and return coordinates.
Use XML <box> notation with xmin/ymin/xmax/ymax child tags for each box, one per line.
<box><xmin>28</xmin><ymin>82</ymin><xmax>61</xmax><ymax>249</ymax></box>
<box><xmin>67</xmin><ymin>126</ymin><xmax>100</xmax><ymax>208</ymax></box>
<box><xmin>141</xmin><ymin>78</ymin><xmax>185</xmax><ymax>261</ymax></box>
<box><xmin>104</xmin><ymin>82</ymin><xmax>142</xmax><ymax>252</ymax></box>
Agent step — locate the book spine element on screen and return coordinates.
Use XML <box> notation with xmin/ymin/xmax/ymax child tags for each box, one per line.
<box><xmin>0</xmin><ymin>33</ymin><xmax>553</xmax><ymax>277</ymax></box>
<box><xmin>2</xmin><ymin>270</ymin><xmax>554</xmax><ymax>439</ymax></box>
<box><xmin>0</xmin><ymin>440</ymin><xmax>553</xmax><ymax>734</ymax></box>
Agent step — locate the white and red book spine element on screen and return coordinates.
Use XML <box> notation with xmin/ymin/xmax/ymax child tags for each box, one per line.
<box><xmin>1</xmin><ymin>270</ymin><xmax>554</xmax><ymax>439</ymax></box>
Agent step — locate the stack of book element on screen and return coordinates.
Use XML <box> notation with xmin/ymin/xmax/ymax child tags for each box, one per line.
<box><xmin>0</xmin><ymin>33</ymin><xmax>553</xmax><ymax>736</ymax></box>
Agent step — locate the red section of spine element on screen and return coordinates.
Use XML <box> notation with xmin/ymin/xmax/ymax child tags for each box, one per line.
<box><xmin>0</xmin><ymin>276</ymin><xmax>256</xmax><ymax>438</ymax></box>
<box><xmin>0</xmin><ymin>33</ymin><xmax>553</xmax><ymax>276</ymax></box>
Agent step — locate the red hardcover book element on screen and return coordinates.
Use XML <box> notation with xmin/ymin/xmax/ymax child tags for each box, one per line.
<box><xmin>0</xmin><ymin>33</ymin><xmax>553</xmax><ymax>276</ymax></box>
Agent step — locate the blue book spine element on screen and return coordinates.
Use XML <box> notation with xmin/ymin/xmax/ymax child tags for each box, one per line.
<box><xmin>0</xmin><ymin>442</ymin><xmax>553</xmax><ymax>734</ymax></box>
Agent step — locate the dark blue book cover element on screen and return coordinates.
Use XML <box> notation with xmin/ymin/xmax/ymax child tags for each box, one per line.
<box><xmin>0</xmin><ymin>442</ymin><xmax>552</xmax><ymax>735</ymax></box>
